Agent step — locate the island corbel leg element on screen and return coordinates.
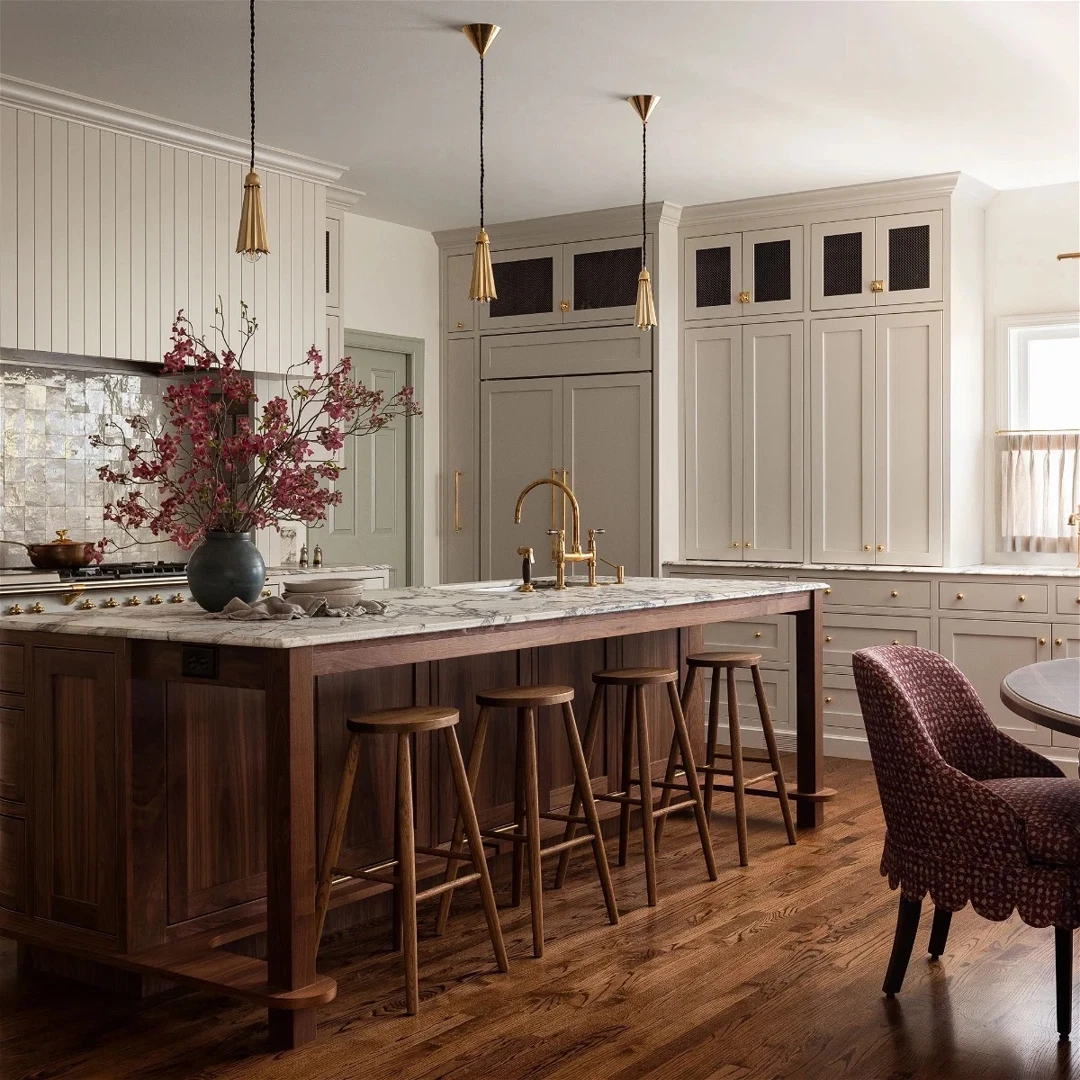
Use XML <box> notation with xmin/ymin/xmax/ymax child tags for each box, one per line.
<box><xmin>265</xmin><ymin>646</ymin><xmax>320</xmax><ymax>1048</ymax></box>
<box><xmin>793</xmin><ymin>589</ymin><xmax>825</xmax><ymax>829</ymax></box>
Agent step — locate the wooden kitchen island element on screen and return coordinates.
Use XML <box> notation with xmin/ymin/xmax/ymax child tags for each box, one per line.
<box><xmin>0</xmin><ymin>576</ymin><xmax>827</xmax><ymax>1049</ymax></box>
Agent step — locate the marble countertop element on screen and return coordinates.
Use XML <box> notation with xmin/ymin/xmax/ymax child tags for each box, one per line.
<box><xmin>265</xmin><ymin>563</ymin><xmax>391</xmax><ymax>577</ymax></box>
<box><xmin>0</xmin><ymin>576</ymin><xmax>826</xmax><ymax>649</ymax></box>
<box><xmin>665</xmin><ymin>560</ymin><xmax>1080</xmax><ymax>579</ymax></box>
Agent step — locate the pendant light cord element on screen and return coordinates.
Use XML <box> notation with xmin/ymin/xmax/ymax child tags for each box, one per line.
<box><xmin>248</xmin><ymin>0</ymin><xmax>256</xmax><ymax>171</ymax></box>
<box><xmin>479</xmin><ymin>55</ymin><xmax>485</xmax><ymax>230</ymax></box>
<box><xmin>641</xmin><ymin>121</ymin><xmax>647</xmax><ymax>268</ymax></box>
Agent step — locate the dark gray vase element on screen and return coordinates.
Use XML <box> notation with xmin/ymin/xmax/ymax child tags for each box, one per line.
<box><xmin>185</xmin><ymin>531</ymin><xmax>266</xmax><ymax>612</ymax></box>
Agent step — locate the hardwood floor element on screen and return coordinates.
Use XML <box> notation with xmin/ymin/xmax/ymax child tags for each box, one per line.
<box><xmin>2</xmin><ymin>757</ymin><xmax>1077</xmax><ymax>1080</ymax></box>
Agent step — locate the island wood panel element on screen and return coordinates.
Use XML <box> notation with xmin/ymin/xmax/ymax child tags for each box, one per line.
<box><xmin>166</xmin><ymin>683</ymin><xmax>268</xmax><ymax>923</ymax></box>
<box><xmin>0</xmin><ymin>705</ymin><xmax>25</xmax><ymax>803</ymax></box>
<box><xmin>30</xmin><ymin>646</ymin><xmax>118</xmax><ymax>937</ymax></box>
<box><xmin>0</xmin><ymin>814</ymin><xmax>26</xmax><ymax>913</ymax></box>
<box><xmin>0</xmin><ymin>644</ymin><xmax>25</xmax><ymax>695</ymax></box>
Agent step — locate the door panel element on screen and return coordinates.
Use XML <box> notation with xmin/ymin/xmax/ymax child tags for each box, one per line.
<box><xmin>446</xmin><ymin>253</ymin><xmax>475</xmax><ymax>333</ymax></box>
<box><xmin>741</xmin><ymin>226</ymin><xmax>803</xmax><ymax>315</ymax></box>
<box><xmin>811</xmin><ymin>317</ymin><xmax>876</xmax><ymax>563</ymax></box>
<box><xmin>684</xmin><ymin>233</ymin><xmax>742</xmax><ymax>321</ymax></box>
<box><xmin>742</xmin><ymin>322</ymin><xmax>803</xmax><ymax>561</ymax></box>
<box><xmin>442</xmin><ymin>338</ymin><xmax>479</xmax><ymax>583</ymax></box>
<box><xmin>810</xmin><ymin>219</ymin><xmax>875</xmax><ymax>310</ymax></box>
<box><xmin>875</xmin><ymin>312</ymin><xmax>942</xmax><ymax>565</ymax></box>
<box><xmin>479</xmin><ymin>245</ymin><xmax>563</xmax><ymax>330</ymax></box>
<box><xmin>480</xmin><ymin>378</ymin><xmax>562</xmax><ymax>580</ymax></box>
<box><xmin>875</xmin><ymin>211</ymin><xmax>943</xmax><ymax>305</ymax></box>
<box><xmin>562</xmin><ymin>373</ymin><xmax>652</xmax><ymax>578</ymax></box>
<box><xmin>564</xmin><ymin>236</ymin><xmax>645</xmax><ymax>324</ymax></box>
<box><xmin>684</xmin><ymin>327</ymin><xmax>742</xmax><ymax>559</ymax></box>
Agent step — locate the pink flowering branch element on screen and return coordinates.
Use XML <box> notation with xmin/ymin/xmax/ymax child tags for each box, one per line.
<box><xmin>90</xmin><ymin>303</ymin><xmax>422</xmax><ymax>550</ymax></box>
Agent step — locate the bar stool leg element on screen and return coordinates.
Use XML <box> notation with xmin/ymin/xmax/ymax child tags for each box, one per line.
<box><xmin>703</xmin><ymin>667</ymin><xmax>722</xmax><ymax>821</ymax></box>
<box><xmin>522</xmin><ymin>707</ymin><xmax>545</xmax><ymax>958</ymax></box>
<box><xmin>666</xmin><ymin>680</ymin><xmax>717</xmax><ymax>881</ymax></box>
<box><xmin>618</xmin><ymin>689</ymin><xmax>636</xmax><ymax>868</ymax></box>
<box><xmin>753</xmin><ymin>664</ymin><xmax>796</xmax><ymax>845</ymax></box>
<box><xmin>436</xmin><ymin>706</ymin><xmax>492</xmax><ymax>935</ymax></box>
<box><xmin>442</xmin><ymin>726</ymin><xmax>509</xmax><ymax>973</ymax></box>
<box><xmin>634</xmin><ymin>686</ymin><xmax>659</xmax><ymax>907</ymax></box>
<box><xmin>561</xmin><ymin>701</ymin><xmax>618</xmax><ymax>925</ymax></box>
<box><xmin>654</xmin><ymin>665</ymin><xmax>700</xmax><ymax>851</ymax></box>
<box><xmin>395</xmin><ymin>732</ymin><xmax>419</xmax><ymax>1015</ymax></box>
<box><xmin>727</xmin><ymin>667</ymin><xmax>749</xmax><ymax>867</ymax></box>
<box><xmin>315</xmin><ymin>731</ymin><xmax>362</xmax><ymax>945</ymax></box>
<box><xmin>554</xmin><ymin>685</ymin><xmax>604</xmax><ymax>889</ymax></box>
<box><xmin>511</xmin><ymin>723</ymin><xmax>526</xmax><ymax>908</ymax></box>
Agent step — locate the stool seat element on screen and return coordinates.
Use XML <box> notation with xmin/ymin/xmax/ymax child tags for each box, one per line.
<box><xmin>593</xmin><ymin>666</ymin><xmax>678</xmax><ymax>686</ymax></box>
<box><xmin>476</xmin><ymin>684</ymin><xmax>574</xmax><ymax>708</ymax></box>
<box><xmin>687</xmin><ymin>651</ymin><xmax>761</xmax><ymax>669</ymax></box>
<box><xmin>347</xmin><ymin>705</ymin><xmax>459</xmax><ymax>735</ymax></box>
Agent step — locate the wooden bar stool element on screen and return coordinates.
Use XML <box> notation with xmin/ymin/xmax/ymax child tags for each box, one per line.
<box><xmin>314</xmin><ymin>705</ymin><xmax>508</xmax><ymax>1015</ymax></box>
<box><xmin>658</xmin><ymin>651</ymin><xmax>796</xmax><ymax>866</ymax></box>
<box><xmin>437</xmin><ymin>685</ymin><xmax>618</xmax><ymax>959</ymax></box>
<box><xmin>556</xmin><ymin>668</ymin><xmax>716</xmax><ymax>907</ymax></box>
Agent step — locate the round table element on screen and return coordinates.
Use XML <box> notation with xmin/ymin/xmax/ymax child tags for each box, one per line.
<box><xmin>1000</xmin><ymin>657</ymin><xmax>1080</xmax><ymax>741</ymax></box>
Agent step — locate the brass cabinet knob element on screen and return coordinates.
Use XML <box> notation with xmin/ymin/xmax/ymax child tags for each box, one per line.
<box><xmin>955</xmin><ymin>592</ymin><xmax>964</xmax><ymax>600</ymax></box>
<box><xmin>78</xmin><ymin>598</ymin><xmax>95</xmax><ymax>610</ymax></box>
<box><xmin>744</xmin><ymin>540</ymin><xmax>752</xmax><ymax>548</ymax></box>
<box><xmin>104</xmin><ymin>597</ymin><xmax>118</xmax><ymax>608</ymax></box>
<box><xmin>1056</xmin><ymin>638</ymin><xmax>1065</xmax><ymax>647</ymax></box>
<box><xmin>1076</xmin><ymin>597</ymin><xmax>1080</xmax><ymax>605</ymax></box>
<box><xmin>892</xmin><ymin>639</ymin><xmax>901</xmax><ymax>645</ymax></box>
<box><xmin>149</xmin><ymin>594</ymin><xmax>163</xmax><ymax>605</ymax></box>
<box><xmin>754</xmin><ymin>631</ymin><xmax>762</xmax><ymax>638</ymax></box>
<box><xmin>1039</xmin><ymin>637</ymin><xmax>1047</xmax><ymax>646</ymax></box>
<box><xmin>262</xmin><ymin>588</ymin><xmax>272</xmax><ymax>597</ymax></box>
<box><xmin>1018</xmin><ymin>594</ymin><xmax>1026</xmax><ymax>603</ymax></box>
<box><xmin>559</xmin><ymin>300</ymin><xmax>570</xmax><ymax>312</ymax></box>
<box><xmin>863</xmin><ymin>544</ymin><xmax>871</xmax><ymax>551</ymax></box>
<box><xmin>824</xmin><ymin>696</ymin><xmax>833</xmax><ymax>704</ymax></box>
<box><xmin>30</xmin><ymin>602</ymin><xmax>44</xmax><ymax>613</ymax></box>
<box><xmin>890</xmin><ymin>590</ymin><xmax>899</xmax><ymax>598</ymax></box>
<box><xmin>731</xmin><ymin>541</ymin><xmax>741</xmax><ymax>549</ymax></box>
<box><xmin>870</xmin><ymin>279</ymin><xmax>885</xmax><ymax>293</ymax></box>
<box><xmin>6</xmin><ymin>604</ymin><xmax>22</xmax><ymax>615</ymax></box>
<box><xmin>825</xmin><ymin>635</ymin><xmax>833</xmax><ymax>643</ymax></box>
<box><xmin>455</xmin><ymin>321</ymin><xmax>465</xmax><ymax>329</ymax></box>
<box><xmin>170</xmin><ymin>593</ymin><xmax>186</xmax><ymax>604</ymax></box>
<box><xmin>877</xmin><ymin>544</ymin><xmax>884</xmax><ymax>552</ymax></box>
<box><xmin>738</xmin><ymin>291</ymin><xmax>751</xmax><ymax>304</ymax></box>
<box><xmin>824</xmin><ymin>587</ymin><xmax>832</xmax><ymax>595</ymax></box>
<box><xmin>126</xmin><ymin>595</ymin><xmax>142</xmax><ymax>606</ymax></box>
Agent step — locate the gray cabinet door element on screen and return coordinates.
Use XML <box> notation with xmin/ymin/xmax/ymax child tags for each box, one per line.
<box><xmin>480</xmin><ymin>378</ymin><xmax>563</xmax><ymax>580</ymax></box>
<box><xmin>563</xmin><ymin>373</ymin><xmax>652</xmax><ymax>577</ymax></box>
<box><xmin>442</xmin><ymin>337</ymin><xmax>479</xmax><ymax>583</ymax></box>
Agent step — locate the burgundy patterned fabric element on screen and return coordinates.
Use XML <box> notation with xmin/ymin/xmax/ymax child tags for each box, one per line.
<box><xmin>853</xmin><ymin>645</ymin><xmax>1079</xmax><ymax>929</ymax></box>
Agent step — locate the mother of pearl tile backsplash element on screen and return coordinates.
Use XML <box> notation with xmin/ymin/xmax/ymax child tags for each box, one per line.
<box><xmin>0</xmin><ymin>364</ymin><xmax>186</xmax><ymax>568</ymax></box>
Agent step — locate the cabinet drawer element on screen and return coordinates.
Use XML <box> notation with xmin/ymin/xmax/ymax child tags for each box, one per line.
<box><xmin>810</xmin><ymin>577</ymin><xmax>931</xmax><ymax>610</ymax></box>
<box><xmin>939</xmin><ymin>581</ymin><xmax>1048</xmax><ymax>614</ymax></box>
<box><xmin>1056</xmin><ymin>585</ymin><xmax>1080</xmax><ymax>618</ymax></box>
<box><xmin>0</xmin><ymin>707</ymin><xmax>24</xmax><ymax>803</ymax></box>
<box><xmin>710</xmin><ymin>665</ymin><xmax>791</xmax><ymax>736</ymax></box>
<box><xmin>703</xmin><ymin>616</ymin><xmax>789</xmax><ymax>665</ymax></box>
<box><xmin>0</xmin><ymin>813</ymin><xmax>26</xmax><ymax>913</ymax></box>
<box><xmin>0</xmin><ymin>645</ymin><xmax>24</xmax><ymax>696</ymax></box>
<box><xmin>822</xmin><ymin>613</ymin><xmax>931</xmax><ymax>669</ymax></box>
<box><xmin>823</xmin><ymin>673</ymin><xmax>863</xmax><ymax>732</ymax></box>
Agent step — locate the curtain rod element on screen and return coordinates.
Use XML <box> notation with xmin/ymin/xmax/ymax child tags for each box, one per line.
<box><xmin>996</xmin><ymin>427</ymin><xmax>1080</xmax><ymax>435</ymax></box>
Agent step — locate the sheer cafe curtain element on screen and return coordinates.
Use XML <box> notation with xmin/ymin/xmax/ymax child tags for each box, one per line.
<box><xmin>999</xmin><ymin>433</ymin><xmax>1080</xmax><ymax>553</ymax></box>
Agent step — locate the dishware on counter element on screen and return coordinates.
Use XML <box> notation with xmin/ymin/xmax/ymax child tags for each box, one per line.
<box><xmin>282</xmin><ymin>574</ymin><xmax>365</xmax><ymax>608</ymax></box>
<box><xmin>0</xmin><ymin>530</ymin><xmax>101</xmax><ymax>569</ymax></box>
<box><xmin>185</xmin><ymin>531</ymin><xmax>266</xmax><ymax>612</ymax></box>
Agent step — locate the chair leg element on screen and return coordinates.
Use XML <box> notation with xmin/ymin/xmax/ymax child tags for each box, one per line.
<box><xmin>666</xmin><ymin>679</ymin><xmax>717</xmax><ymax>882</ymax></box>
<box><xmin>396</xmin><ymin>733</ymin><xmax>419</xmax><ymax>1015</ymax></box>
<box><xmin>882</xmin><ymin>896</ymin><xmax>922</xmax><ymax>997</ymax></box>
<box><xmin>753</xmin><ymin>664</ymin><xmax>796</xmax><ymax>846</ymax></box>
<box><xmin>561</xmin><ymin>701</ymin><xmax>618</xmax><ymax>925</ymax></box>
<box><xmin>314</xmin><ymin>731</ymin><xmax>362</xmax><ymax>946</ymax></box>
<box><xmin>635</xmin><ymin>686</ymin><xmax>659</xmax><ymax>907</ymax></box>
<box><xmin>1057</xmin><ymin>927</ymin><xmax>1073</xmax><ymax>1040</ymax></box>
<box><xmin>618</xmin><ymin>688</ymin><xmax>636</xmax><ymax>868</ymax></box>
<box><xmin>555</xmin><ymin>684</ymin><xmax>604</xmax><ymax>889</ymax></box>
<box><xmin>703</xmin><ymin>666</ymin><xmax>722</xmax><ymax>821</ymax></box>
<box><xmin>436</xmin><ymin>706</ymin><xmax>491</xmax><ymax>935</ymax></box>
<box><xmin>522</xmin><ymin>707</ymin><xmax>545</xmax><ymax>958</ymax></box>
<box><xmin>655</xmin><ymin>665</ymin><xmax>700</xmax><ymax>852</ymax></box>
<box><xmin>511</xmin><ymin>721</ymin><xmax>526</xmax><ymax>908</ymax></box>
<box><xmin>443</xmin><ymin>726</ymin><xmax>508</xmax><ymax>973</ymax></box>
<box><xmin>727</xmin><ymin>667</ymin><xmax>749</xmax><ymax>867</ymax></box>
<box><xmin>928</xmin><ymin>907</ymin><xmax>952</xmax><ymax>960</ymax></box>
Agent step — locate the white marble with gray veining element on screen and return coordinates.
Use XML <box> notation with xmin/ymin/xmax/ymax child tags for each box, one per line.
<box><xmin>665</xmin><ymin>560</ymin><xmax>1080</xmax><ymax>579</ymax></box>
<box><xmin>0</xmin><ymin>576</ymin><xmax>827</xmax><ymax>649</ymax></box>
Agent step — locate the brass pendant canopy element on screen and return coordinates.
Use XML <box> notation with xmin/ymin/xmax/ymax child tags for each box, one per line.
<box><xmin>236</xmin><ymin>169</ymin><xmax>270</xmax><ymax>260</ymax></box>
<box><xmin>635</xmin><ymin>267</ymin><xmax>657</xmax><ymax>331</ymax></box>
<box><xmin>462</xmin><ymin>22</ymin><xmax>500</xmax><ymax>57</ymax></box>
<box><xmin>628</xmin><ymin>94</ymin><xmax>660</xmax><ymax>124</ymax></box>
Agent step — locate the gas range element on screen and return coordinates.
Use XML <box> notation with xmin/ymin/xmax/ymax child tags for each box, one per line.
<box><xmin>0</xmin><ymin>560</ymin><xmax>195</xmax><ymax>615</ymax></box>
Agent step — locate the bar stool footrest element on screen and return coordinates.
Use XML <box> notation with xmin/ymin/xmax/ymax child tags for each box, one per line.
<box><xmin>707</xmin><ymin>749</ymin><xmax>774</xmax><ymax>766</ymax></box>
<box><xmin>702</xmin><ymin>766</ymin><xmax>779</xmax><ymax>787</ymax></box>
<box><xmin>707</xmin><ymin>781</ymin><xmax>788</xmax><ymax>800</ymax></box>
<box><xmin>415</xmin><ymin>872</ymin><xmax>482</xmax><ymax>903</ymax></box>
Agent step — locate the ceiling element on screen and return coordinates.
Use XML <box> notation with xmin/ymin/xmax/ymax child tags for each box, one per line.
<box><xmin>1</xmin><ymin>1</ymin><xmax>1076</xmax><ymax>232</ymax></box>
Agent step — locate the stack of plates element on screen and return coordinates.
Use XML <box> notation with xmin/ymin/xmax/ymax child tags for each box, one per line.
<box><xmin>281</xmin><ymin>575</ymin><xmax>366</xmax><ymax>607</ymax></box>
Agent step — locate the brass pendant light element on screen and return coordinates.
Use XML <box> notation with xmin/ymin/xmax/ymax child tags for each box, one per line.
<box><xmin>236</xmin><ymin>0</ymin><xmax>269</xmax><ymax>261</ymax></box>
<box><xmin>628</xmin><ymin>95</ymin><xmax>658</xmax><ymax>330</ymax></box>
<box><xmin>463</xmin><ymin>23</ymin><xmax>500</xmax><ymax>302</ymax></box>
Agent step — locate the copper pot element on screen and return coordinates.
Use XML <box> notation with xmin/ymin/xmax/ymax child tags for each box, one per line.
<box><xmin>1</xmin><ymin>530</ymin><xmax>100</xmax><ymax>569</ymax></box>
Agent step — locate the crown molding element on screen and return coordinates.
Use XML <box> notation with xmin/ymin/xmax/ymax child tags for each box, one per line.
<box><xmin>434</xmin><ymin>200</ymin><xmax>683</xmax><ymax>252</ymax></box>
<box><xmin>678</xmin><ymin>172</ymin><xmax>994</xmax><ymax>229</ymax></box>
<box><xmin>327</xmin><ymin>185</ymin><xmax>365</xmax><ymax>210</ymax></box>
<box><xmin>0</xmin><ymin>75</ymin><xmax>347</xmax><ymax>185</ymax></box>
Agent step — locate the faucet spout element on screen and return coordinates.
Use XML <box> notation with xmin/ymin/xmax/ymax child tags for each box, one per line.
<box><xmin>513</xmin><ymin>477</ymin><xmax>582</xmax><ymax>553</ymax></box>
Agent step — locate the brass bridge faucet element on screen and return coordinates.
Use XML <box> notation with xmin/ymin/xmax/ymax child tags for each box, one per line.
<box><xmin>514</xmin><ymin>476</ymin><xmax>602</xmax><ymax>589</ymax></box>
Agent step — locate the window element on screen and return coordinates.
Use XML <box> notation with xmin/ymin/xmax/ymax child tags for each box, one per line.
<box><xmin>997</xmin><ymin>314</ymin><xmax>1080</xmax><ymax>553</ymax></box>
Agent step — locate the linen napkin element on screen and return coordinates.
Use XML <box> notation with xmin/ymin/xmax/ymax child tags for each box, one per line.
<box><xmin>208</xmin><ymin>594</ymin><xmax>388</xmax><ymax>620</ymax></box>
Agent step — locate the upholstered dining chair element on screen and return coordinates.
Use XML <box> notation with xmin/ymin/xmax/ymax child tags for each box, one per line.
<box><xmin>853</xmin><ymin>644</ymin><xmax>1080</xmax><ymax>1039</ymax></box>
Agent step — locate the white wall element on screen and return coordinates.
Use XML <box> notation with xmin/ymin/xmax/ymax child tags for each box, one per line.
<box><xmin>983</xmin><ymin>181</ymin><xmax>1080</xmax><ymax>562</ymax></box>
<box><xmin>342</xmin><ymin>211</ymin><xmax>440</xmax><ymax>583</ymax></box>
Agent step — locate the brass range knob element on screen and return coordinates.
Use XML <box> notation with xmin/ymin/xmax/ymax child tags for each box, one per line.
<box><xmin>6</xmin><ymin>604</ymin><xmax>23</xmax><ymax>615</ymax></box>
<box><xmin>149</xmin><ymin>594</ymin><xmax>163</xmax><ymax>605</ymax></box>
<box><xmin>126</xmin><ymin>595</ymin><xmax>142</xmax><ymax>606</ymax></box>
<box><xmin>170</xmin><ymin>593</ymin><xmax>186</xmax><ymax>604</ymax></box>
<box><xmin>78</xmin><ymin>598</ymin><xmax>95</xmax><ymax>610</ymax></box>
<box><xmin>30</xmin><ymin>602</ymin><xmax>44</xmax><ymax>613</ymax></box>
<box><xmin>103</xmin><ymin>597</ymin><xmax>118</xmax><ymax>608</ymax></box>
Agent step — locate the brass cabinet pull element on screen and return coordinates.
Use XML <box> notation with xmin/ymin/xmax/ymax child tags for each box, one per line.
<box><xmin>559</xmin><ymin>300</ymin><xmax>570</xmax><ymax>312</ymax></box>
<box><xmin>870</xmin><ymin>279</ymin><xmax>885</xmax><ymax>293</ymax></box>
<box><xmin>454</xmin><ymin>469</ymin><xmax>463</xmax><ymax>533</ymax></box>
<box><xmin>824</xmin><ymin>587</ymin><xmax>832</xmax><ymax>595</ymax></box>
<box><xmin>455</xmin><ymin>320</ymin><xmax>465</xmax><ymax>330</ymax></box>
<box><xmin>1018</xmin><ymin>594</ymin><xmax>1026</xmax><ymax>603</ymax></box>
<box><xmin>892</xmin><ymin>639</ymin><xmax>901</xmax><ymax>645</ymax></box>
<box><xmin>1056</xmin><ymin>638</ymin><xmax>1065</xmax><ymax>647</ymax></box>
<box><xmin>738</xmin><ymin>291</ymin><xmax>751</xmax><ymax>304</ymax></box>
<box><xmin>825</xmin><ymin>635</ymin><xmax>833</xmax><ymax>643</ymax></box>
<box><xmin>824</xmin><ymin>696</ymin><xmax>833</xmax><ymax>704</ymax></box>
<box><xmin>956</xmin><ymin>592</ymin><xmax>964</xmax><ymax>600</ymax></box>
<box><xmin>754</xmin><ymin>631</ymin><xmax>762</xmax><ymax>638</ymax></box>
<box><xmin>1039</xmin><ymin>637</ymin><xmax>1048</xmax><ymax>646</ymax></box>
<box><xmin>890</xmin><ymin>590</ymin><xmax>899</xmax><ymax>598</ymax></box>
